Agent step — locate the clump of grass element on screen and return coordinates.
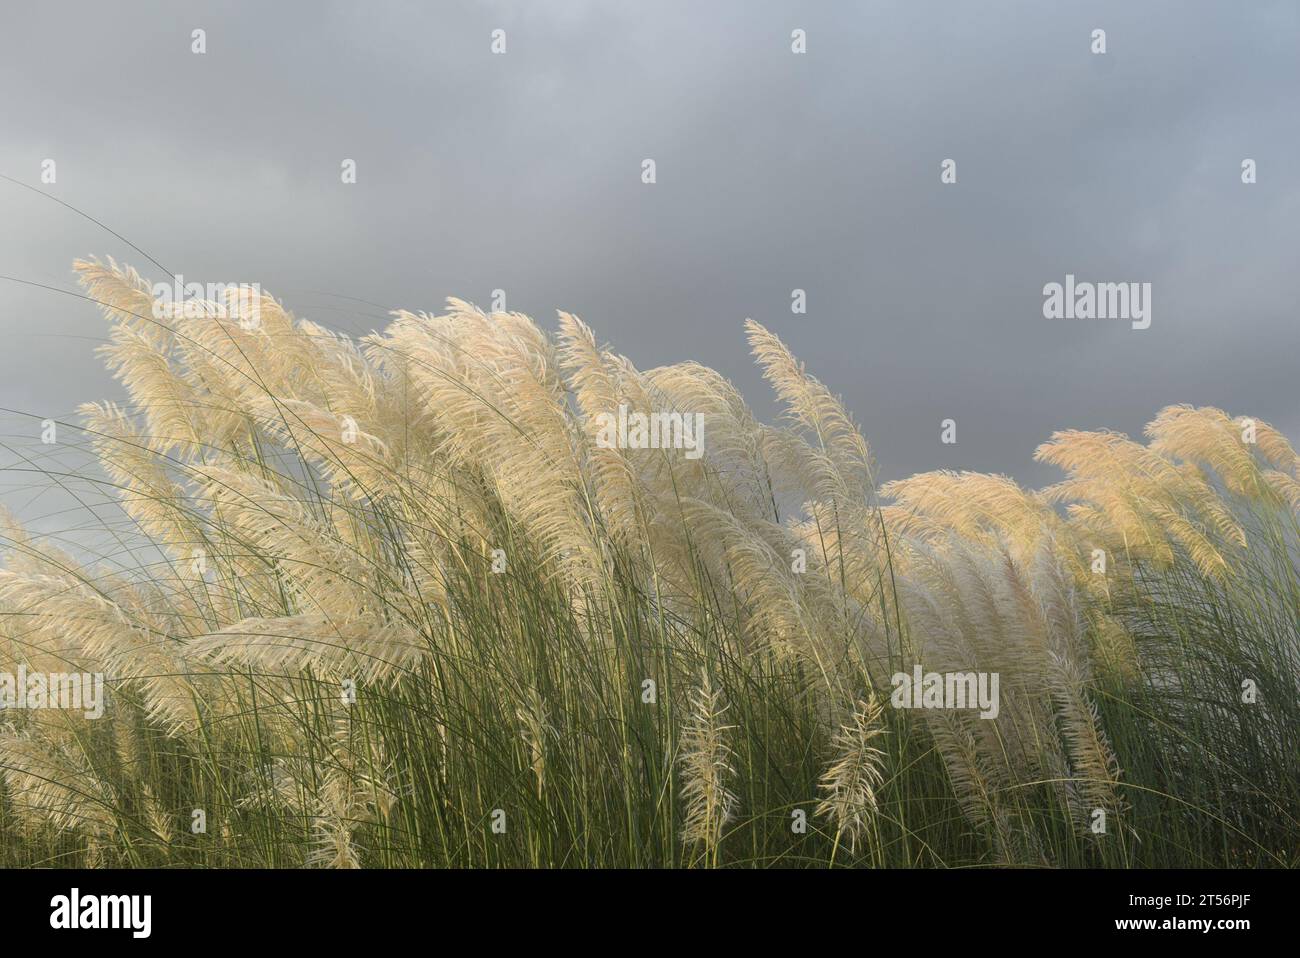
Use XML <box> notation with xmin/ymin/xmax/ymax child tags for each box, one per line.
<box><xmin>0</xmin><ymin>259</ymin><xmax>1295</xmax><ymax>868</ymax></box>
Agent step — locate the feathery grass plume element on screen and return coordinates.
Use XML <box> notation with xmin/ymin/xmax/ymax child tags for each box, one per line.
<box><xmin>881</xmin><ymin>471</ymin><xmax>1071</xmax><ymax>573</ymax></box>
<box><xmin>678</xmin><ymin>669</ymin><xmax>737</xmax><ymax>854</ymax></box>
<box><xmin>0</xmin><ymin>566</ymin><xmax>207</xmax><ymax>733</ymax></box>
<box><xmin>1036</xmin><ymin>427</ymin><xmax>1245</xmax><ymax>580</ymax></box>
<box><xmin>306</xmin><ymin>716</ymin><xmax>398</xmax><ymax>869</ymax></box>
<box><xmin>188</xmin><ymin>614</ymin><xmax>425</xmax><ymax>685</ymax></box>
<box><xmin>674</xmin><ymin>499</ymin><xmax>816</xmax><ymax>650</ymax></box>
<box><xmin>379</xmin><ymin>300</ymin><xmax>607</xmax><ymax>593</ymax></box>
<box><xmin>516</xmin><ymin>687</ymin><xmax>549</xmax><ymax>800</ymax></box>
<box><xmin>193</xmin><ymin>465</ymin><xmax>383</xmax><ymax>621</ymax></box>
<box><xmin>0</xmin><ymin>722</ymin><xmax>120</xmax><ymax>839</ymax></box>
<box><xmin>745</xmin><ymin>320</ymin><xmax>873</xmax><ymax>503</ymax></box>
<box><xmin>816</xmin><ymin>697</ymin><xmax>887</xmax><ymax>855</ymax></box>
<box><xmin>251</xmin><ymin>397</ymin><xmax>393</xmax><ymax>502</ymax></box>
<box><xmin>1014</xmin><ymin>544</ymin><xmax>1122</xmax><ymax>819</ymax></box>
<box><xmin>1146</xmin><ymin>405</ymin><xmax>1281</xmax><ymax>498</ymax></box>
<box><xmin>921</xmin><ymin>706</ymin><xmax>1019</xmax><ymax>861</ymax></box>
<box><xmin>76</xmin><ymin>257</ymin><xmax>180</xmax><ymax>393</ymax></box>
<box><xmin>645</xmin><ymin>361</ymin><xmax>774</xmax><ymax>516</ymax></box>
<box><xmin>79</xmin><ymin>401</ymin><xmax>205</xmax><ymax>559</ymax></box>
<box><xmin>77</xmin><ymin>260</ymin><xmax>260</xmax><ymax>456</ymax></box>
<box><xmin>1264</xmin><ymin>468</ymin><xmax>1300</xmax><ymax>513</ymax></box>
<box><xmin>556</xmin><ymin>313</ymin><xmax>648</xmax><ymax>548</ymax></box>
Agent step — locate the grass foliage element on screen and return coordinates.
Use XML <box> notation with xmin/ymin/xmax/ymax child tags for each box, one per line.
<box><xmin>0</xmin><ymin>259</ymin><xmax>1296</xmax><ymax>867</ymax></box>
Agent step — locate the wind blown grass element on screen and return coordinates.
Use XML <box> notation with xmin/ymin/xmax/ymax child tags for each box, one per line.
<box><xmin>0</xmin><ymin>258</ymin><xmax>1296</xmax><ymax>868</ymax></box>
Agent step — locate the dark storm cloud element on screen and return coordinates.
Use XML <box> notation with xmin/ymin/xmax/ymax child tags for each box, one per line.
<box><xmin>1</xmin><ymin>0</ymin><xmax>1296</xmax><ymax>498</ymax></box>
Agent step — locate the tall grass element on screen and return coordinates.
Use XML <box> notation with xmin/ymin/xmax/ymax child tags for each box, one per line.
<box><xmin>0</xmin><ymin>259</ymin><xmax>1295</xmax><ymax>868</ymax></box>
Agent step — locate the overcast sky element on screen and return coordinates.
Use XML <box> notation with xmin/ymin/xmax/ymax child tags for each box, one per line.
<box><xmin>1</xmin><ymin>0</ymin><xmax>1297</xmax><ymax>519</ymax></box>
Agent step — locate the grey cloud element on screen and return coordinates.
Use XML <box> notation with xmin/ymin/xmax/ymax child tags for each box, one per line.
<box><xmin>1</xmin><ymin>0</ymin><xmax>1296</xmax><ymax>505</ymax></box>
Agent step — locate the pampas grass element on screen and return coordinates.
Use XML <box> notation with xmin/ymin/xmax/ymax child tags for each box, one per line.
<box><xmin>817</xmin><ymin>697</ymin><xmax>887</xmax><ymax>860</ymax></box>
<box><xmin>0</xmin><ymin>258</ymin><xmax>1296</xmax><ymax>868</ymax></box>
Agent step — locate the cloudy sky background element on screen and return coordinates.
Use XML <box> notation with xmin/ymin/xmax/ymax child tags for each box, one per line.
<box><xmin>1</xmin><ymin>0</ymin><xmax>1297</xmax><ymax>528</ymax></box>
